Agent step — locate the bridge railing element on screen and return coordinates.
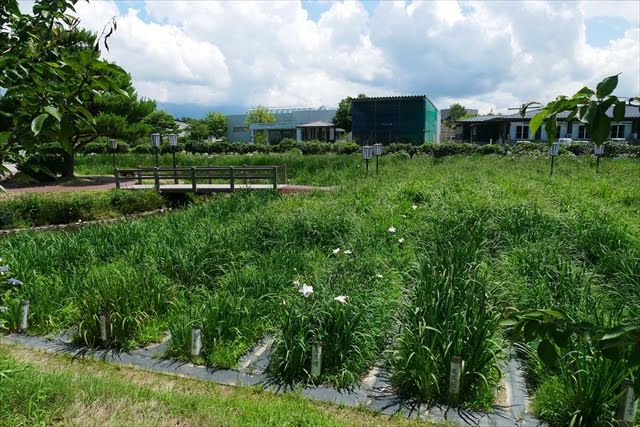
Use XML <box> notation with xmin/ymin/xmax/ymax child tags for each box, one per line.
<box><xmin>114</xmin><ymin>164</ymin><xmax>286</xmax><ymax>192</ymax></box>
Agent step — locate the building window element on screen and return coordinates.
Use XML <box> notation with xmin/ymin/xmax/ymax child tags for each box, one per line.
<box><xmin>610</xmin><ymin>125</ymin><xmax>625</xmax><ymax>138</ymax></box>
<box><xmin>555</xmin><ymin>126</ymin><xmax>561</xmax><ymax>138</ymax></box>
<box><xmin>578</xmin><ymin>125</ymin><xmax>590</xmax><ymax>139</ymax></box>
<box><xmin>515</xmin><ymin>125</ymin><xmax>529</xmax><ymax>139</ymax></box>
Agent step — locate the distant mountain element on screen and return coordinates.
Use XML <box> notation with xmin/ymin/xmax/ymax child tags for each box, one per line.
<box><xmin>157</xmin><ymin>103</ymin><xmax>249</xmax><ymax>120</ymax></box>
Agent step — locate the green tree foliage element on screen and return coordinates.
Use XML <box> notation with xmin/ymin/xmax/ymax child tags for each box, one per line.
<box><xmin>185</xmin><ymin>119</ymin><xmax>210</xmax><ymax>141</ymax></box>
<box><xmin>332</xmin><ymin>94</ymin><xmax>366</xmax><ymax>134</ymax></box>
<box><xmin>245</xmin><ymin>106</ymin><xmax>276</xmax><ymax>145</ymax></box>
<box><xmin>0</xmin><ymin>0</ymin><xmax>127</xmax><ymax>177</ymax></box>
<box><xmin>204</xmin><ymin>111</ymin><xmax>227</xmax><ymax>138</ymax></box>
<box><xmin>445</xmin><ymin>103</ymin><xmax>467</xmax><ymax>128</ymax></box>
<box><xmin>143</xmin><ymin>111</ymin><xmax>178</xmax><ymax>135</ymax></box>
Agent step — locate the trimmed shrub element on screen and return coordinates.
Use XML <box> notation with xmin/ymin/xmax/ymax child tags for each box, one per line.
<box><xmin>109</xmin><ymin>190</ymin><xmax>165</xmax><ymax>215</ymax></box>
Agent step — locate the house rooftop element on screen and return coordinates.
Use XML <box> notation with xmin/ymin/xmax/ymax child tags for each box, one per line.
<box><xmin>456</xmin><ymin>105</ymin><xmax>640</xmax><ymax>122</ymax></box>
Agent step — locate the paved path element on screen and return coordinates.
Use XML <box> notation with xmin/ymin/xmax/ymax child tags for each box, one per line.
<box><xmin>1</xmin><ymin>332</ymin><xmax>539</xmax><ymax>426</ymax></box>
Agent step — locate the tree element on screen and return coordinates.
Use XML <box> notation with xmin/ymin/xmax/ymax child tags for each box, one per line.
<box><xmin>245</xmin><ymin>106</ymin><xmax>276</xmax><ymax>145</ymax></box>
<box><xmin>204</xmin><ymin>111</ymin><xmax>227</xmax><ymax>138</ymax></box>
<box><xmin>143</xmin><ymin>111</ymin><xmax>178</xmax><ymax>135</ymax></box>
<box><xmin>185</xmin><ymin>119</ymin><xmax>209</xmax><ymax>141</ymax></box>
<box><xmin>0</xmin><ymin>0</ymin><xmax>124</xmax><ymax>177</ymax></box>
<box><xmin>332</xmin><ymin>93</ymin><xmax>366</xmax><ymax>134</ymax></box>
<box><xmin>445</xmin><ymin>103</ymin><xmax>467</xmax><ymax>125</ymax></box>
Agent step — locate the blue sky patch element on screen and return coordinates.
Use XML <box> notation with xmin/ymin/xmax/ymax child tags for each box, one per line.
<box><xmin>585</xmin><ymin>16</ymin><xmax>630</xmax><ymax>47</ymax></box>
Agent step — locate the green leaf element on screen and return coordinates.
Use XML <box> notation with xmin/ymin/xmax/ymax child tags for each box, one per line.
<box><xmin>589</xmin><ymin>107</ymin><xmax>611</xmax><ymax>145</ymax></box>
<box><xmin>537</xmin><ymin>339</ymin><xmax>558</xmax><ymax>367</ymax></box>
<box><xmin>551</xmin><ymin>328</ymin><xmax>572</xmax><ymax>348</ymax></box>
<box><xmin>545</xmin><ymin>114</ymin><xmax>557</xmax><ymax>147</ymax></box>
<box><xmin>524</xmin><ymin>321</ymin><xmax>539</xmax><ymax>342</ymax></box>
<box><xmin>71</xmin><ymin>106</ymin><xmax>95</xmax><ymax>123</ymax></box>
<box><xmin>31</xmin><ymin>113</ymin><xmax>48</xmax><ymax>135</ymax></box>
<box><xmin>79</xmin><ymin>50</ymin><xmax>92</xmax><ymax>68</ymax></box>
<box><xmin>578</xmin><ymin>102</ymin><xmax>597</xmax><ymax>125</ymax></box>
<box><xmin>574</xmin><ymin>86</ymin><xmax>595</xmax><ymax>97</ymax></box>
<box><xmin>613</xmin><ymin>101</ymin><xmax>625</xmax><ymax>123</ymax></box>
<box><xmin>595</xmin><ymin>74</ymin><xmax>619</xmax><ymax>99</ymax></box>
<box><xmin>0</xmin><ymin>132</ymin><xmax>11</xmax><ymax>144</ymax></box>
<box><xmin>529</xmin><ymin>110</ymin><xmax>547</xmax><ymax>136</ymax></box>
<box><xmin>628</xmin><ymin>344</ymin><xmax>640</xmax><ymax>369</ymax></box>
<box><xmin>43</xmin><ymin>106</ymin><xmax>62</xmax><ymax>122</ymax></box>
<box><xmin>519</xmin><ymin>101</ymin><xmax>540</xmax><ymax>118</ymax></box>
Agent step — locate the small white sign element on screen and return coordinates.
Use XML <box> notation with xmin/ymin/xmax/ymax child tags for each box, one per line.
<box><xmin>623</xmin><ymin>383</ymin><xmax>638</xmax><ymax>422</ymax></box>
<box><xmin>549</xmin><ymin>143</ymin><xmax>560</xmax><ymax>156</ymax></box>
<box><xmin>20</xmin><ymin>300</ymin><xmax>29</xmax><ymax>330</ymax></box>
<box><xmin>99</xmin><ymin>314</ymin><xmax>108</xmax><ymax>343</ymax></box>
<box><xmin>449</xmin><ymin>356</ymin><xmax>461</xmax><ymax>397</ymax></box>
<box><xmin>373</xmin><ymin>144</ymin><xmax>382</xmax><ymax>156</ymax></box>
<box><xmin>311</xmin><ymin>341</ymin><xmax>323</xmax><ymax>378</ymax></box>
<box><xmin>594</xmin><ymin>144</ymin><xmax>605</xmax><ymax>156</ymax></box>
<box><xmin>191</xmin><ymin>325</ymin><xmax>202</xmax><ymax>356</ymax></box>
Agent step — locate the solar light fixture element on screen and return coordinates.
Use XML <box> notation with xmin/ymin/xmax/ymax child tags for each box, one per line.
<box><xmin>373</xmin><ymin>143</ymin><xmax>382</xmax><ymax>174</ymax></box>
<box><xmin>109</xmin><ymin>139</ymin><xmax>118</xmax><ymax>172</ymax></box>
<box><xmin>362</xmin><ymin>145</ymin><xmax>373</xmax><ymax>176</ymax></box>
<box><xmin>549</xmin><ymin>142</ymin><xmax>560</xmax><ymax>176</ymax></box>
<box><xmin>150</xmin><ymin>134</ymin><xmax>162</xmax><ymax>168</ymax></box>
<box><xmin>594</xmin><ymin>143</ymin><xmax>604</xmax><ymax>173</ymax></box>
<box><xmin>167</xmin><ymin>134</ymin><xmax>179</xmax><ymax>183</ymax></box>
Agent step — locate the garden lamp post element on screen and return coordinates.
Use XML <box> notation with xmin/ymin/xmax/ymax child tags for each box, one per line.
<box><xmin>362</xmin><ymin>145</ymin><xmax>373</xmax><ymax>177</ymax></box>
<box><xmin>594</xmin><ymin>143</ymin><xmax>604</xmax><ymax>173</ymax></box>
<box><xmin>109</xmin><ymin>139</ymin><xmax>118</xmax><ymax>172</ymax></box>
<box><xmin>168</xmin><ymin>133</ymin><xmax>178</xmax><ymax>183</ymax></box>
<box><xmin>150</xmin><ymin>133</ymin><xmax>162</xmax><ymax>168</ymax></box>
<box><xmin>373</xmin><ymin>143</ymin><xmax>382</xmax><ymax>175</ymax></box>
<box><xmin>549</xmin><ymin>142</ymin><xmax>560</xmax><ymax>176</ymax></box>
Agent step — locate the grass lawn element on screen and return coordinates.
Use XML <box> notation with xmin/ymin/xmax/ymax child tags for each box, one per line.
<box><xmin>1</xmin><ymin>154</ymin><xmax>639</xmax><ymax>424</ymax></box>
<box><xmin>0</xmin><ymin>344</ymin><xmax>429</xmax><ymax>426</ymax></box>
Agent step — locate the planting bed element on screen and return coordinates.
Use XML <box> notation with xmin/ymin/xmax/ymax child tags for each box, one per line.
<box><xmin>1</xmin><ymin>155</ymin><xmax>639</xmax><ymax>425</ymax></box>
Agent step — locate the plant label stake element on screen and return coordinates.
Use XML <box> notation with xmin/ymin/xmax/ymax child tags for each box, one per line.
<box><xmin>449</xmin><ymin>356</ymin><xmax>462</xmax><ymax>402</ymax></box>
<box><xmin>311</xmin><ymin>341</ymin><xmax>323</xmax><ymax>379</ymax></box>
<box><xmin>373</xmin><ymin>144</ymin><xmax>382</xmax><ymax>175</ymax></box>
<box><xmin>594</xmin><ymin>143</ymin><xmax>604</xmax><ymax>173</ymax></box>
<box><xmin>191</xmin><ymin>324</ymin><xmax>202</xmax><ymax>357</ymax></box>
<box><xmin>362</xmin><ymin>146</ymin><xmax>372</xmax><ymax>177</ymax></box>
<box><xmin>549</xmin><ymin>142</ymin><xmax>559</xmax><ymax>176</ymax></box>
<box><xmin>20</xmin><ymin>300</ymin><xmax>29</xmax><ymax>331</ymax></box>
<box><xmin>616</xmin><ymin>379</ymin><xmax>638</xmax><ymax>426</ymax></box>
<box><xmin>99</xmin><ymin>312</ymin><xmax>109</xmax><ymax>347</ymax></box>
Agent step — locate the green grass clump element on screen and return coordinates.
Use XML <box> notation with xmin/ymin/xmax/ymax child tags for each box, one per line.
<box><xmin>0</xmin><ymin>190</ymin><xmax>164</xmax><ymax>229</ymax></box>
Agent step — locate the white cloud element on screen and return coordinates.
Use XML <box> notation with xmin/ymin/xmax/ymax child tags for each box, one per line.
<box><xmin>16</xmin><ymin>0</ymin><xmax>640</xmax><ymax>113</ymax></box>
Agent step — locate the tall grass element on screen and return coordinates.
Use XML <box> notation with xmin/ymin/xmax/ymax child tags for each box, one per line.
<box><xmin>1</xmin><ymin>155</ymin><xmax>639</xmax><ymax>416</ymax></box>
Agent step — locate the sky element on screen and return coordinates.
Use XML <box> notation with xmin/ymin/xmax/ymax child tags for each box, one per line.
<box><xmin>19</xmin><ymin>0</ymin><xmax>640</xmax><ymax>117</ymax></box>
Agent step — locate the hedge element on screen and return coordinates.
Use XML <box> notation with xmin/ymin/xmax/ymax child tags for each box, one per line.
<box><xmin>0</xmin><ymin>190</ymin><xmax>165</xmax><ymax>229</ymax></box>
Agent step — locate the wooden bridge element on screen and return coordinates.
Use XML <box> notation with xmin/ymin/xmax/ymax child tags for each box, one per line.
<box><xmin>114</xmin><ymin>165</ymin><xmax>286</xmax><ymax>194</ymax></box>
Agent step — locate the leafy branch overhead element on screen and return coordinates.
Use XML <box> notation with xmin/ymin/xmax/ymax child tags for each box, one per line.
<box><xmin>0</xmin><ymin>0</ymin><xmax>130</xmax><ymax>176</ymax></box>
<box><xmin>520</xmin><ymin>74</ymin><xmax>640</xmax><ymax>146</ymax></box>
<box><xmin>503</xmin><ymin>308</ymin><xmax>640</xmax><ymax>390</ymax></box>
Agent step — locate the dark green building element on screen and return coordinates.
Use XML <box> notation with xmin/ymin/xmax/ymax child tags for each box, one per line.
<box><xmin>351</xmin><ymin>95</ymin><xmax>440</xmax><ymax>145</ymax></box>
